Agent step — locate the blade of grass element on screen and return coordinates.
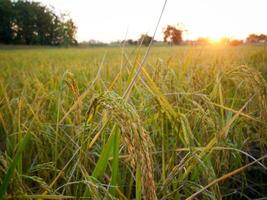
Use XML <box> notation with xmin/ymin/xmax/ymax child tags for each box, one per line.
<box><xmin>83</xmin><ymin>125</ymin><xmax>117</xmax><ymax>198</ymax></box>
<box><xmin>91</xmin><ymin>125</ymin><xmax>117</xmax><ymax>179</ymax></box>
<box><xmin>0</xmin><ymin>132</ymin><xmax>31</xmax><ymax>199</ymax></box>
<box><xmin>181</xmin><ymin>95</ymin><xmax>255</xmax><ymax>180</ymax></box>
<box><xmin>109</xmin><ymin>127</ymin><xmax>120</xmax><ymax>196</ymax></box>
<box><xmin>59</xmin><ymin>52</ymin><xmax>106</xmax><ymax>124</ymax></box>
<box><xmin>3</xmin><ymin>194</ymin><xmax>75</xmax><ymax>199</ymax></box>
<box><xmin>122</xmin><ymin>0</ymin><xmax>168</xmax><ymax>99</ymax></box>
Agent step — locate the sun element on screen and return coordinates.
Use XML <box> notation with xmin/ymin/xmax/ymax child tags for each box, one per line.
<box><xmin>209</xmin><ymin>37</ymin><xmax>221</xmax><ymax>44</ymax></box>
<box><xmin>207</xmin><ymin>32</ymin><xmax>229</xmax><ymax>43</ymax></box>
<box><xmin>205</xmin><ymin>35</ymin><xmax>231</xmax><ymax>45</ymax></box>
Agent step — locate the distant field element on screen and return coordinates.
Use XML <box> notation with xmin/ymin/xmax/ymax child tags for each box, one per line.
<box><xmin>0</xmin><ymin>46</ymin><xmax>267</xmax><ymax>199</ymax></box>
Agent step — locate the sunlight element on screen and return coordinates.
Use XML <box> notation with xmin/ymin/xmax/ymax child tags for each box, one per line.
<box><xmin>39</xmin><ymin>0</ymin><xmax>267</xmax><ymax>42</ymax></box>
<box><xmin>209</xmin><ymin>37</ymin><xmax>221</xmax><ymax>44</ymax></box>
<box><xmin>1</xmin><ymin>0</ymin><xmax>267</xmax><ymax>199</ymax></box>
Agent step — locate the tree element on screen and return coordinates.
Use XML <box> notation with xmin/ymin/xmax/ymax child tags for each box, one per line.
<box><xmin>34</xmin><ymin>3</ymin><xmax>55</xmax><ymax>45</ymax></box>
<box><xmin>0</xmin><ymin>0</ymin><xmax>13</xmax><ymax>43</ymax></box>
<box><xmin>62</xmin><ymin>19</ymin><xmax>77</xmax><ymax>45</ymax></box>
<box><xmin>246</xmin><ymin>34</ymin><xmax>259</xmax><ymax>43</ymax></box>
<box><xmin>246</xmin><ymin>34</ymin><xmax>267</xmax><ymax>43</ymax></box>
<box><xmin>0</xmin><ymin>0</ymin><xmax>77</xmax><ymax>46</ymax></box>
<box><xmin>258</xmin><ymin>34</ymin><xmax>267</xmax><ymax>41</ymax></box>
<box><xmin>138</xmin><ymin>34</ymin><xmax>152</xmax><ymax>46</ymax></box>
<box><xmin>13</xmin><ymin>1</ymin><xmax>41</xmax><ymax>44</ymax></box>
<box><xmin>229</xmin><ymin>39</ymin><xmax>243</xmax><ymax>46</ymax></box>
<box><xmin>163</xmin><ymin>25</ymin><xmax>183</xmax><ymax>45</ymax></box>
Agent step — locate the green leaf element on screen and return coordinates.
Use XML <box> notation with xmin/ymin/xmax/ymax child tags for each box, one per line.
<box><xmin>92</xmin><ymin>125</ymin><xmax>116</xmax><ymax>178</ymax></box>
<box><xmin>83</xmin><ymin>125</ymin><xmax>117</xmax><ymax>198</ymax></box>
<box><xmin>109</xmin><ymin>128</ymin><xmax>120</xmax><ymax>195</ymax></box>
<box><xmin>0</xmin><ymin>132</ymin><xmax>31</xmax><ymax>199</ymax></box>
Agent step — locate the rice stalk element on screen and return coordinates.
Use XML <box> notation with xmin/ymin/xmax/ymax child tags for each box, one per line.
<box><xmin>88</xmin><ymin>91</ymin><xmax>157</xmax><ymax>200</ymax></box>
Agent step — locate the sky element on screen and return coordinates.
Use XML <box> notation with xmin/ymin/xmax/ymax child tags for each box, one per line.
<box><xmin>39</xmin><ymin>0</ymin><xmax>267</xmax><ymax>42</ymax></box>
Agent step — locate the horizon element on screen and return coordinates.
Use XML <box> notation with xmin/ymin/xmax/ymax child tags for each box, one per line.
<box><xmin>24</xmin><ymin>0</ymin><xmax>267</xmax><ymax>42</ymax></box>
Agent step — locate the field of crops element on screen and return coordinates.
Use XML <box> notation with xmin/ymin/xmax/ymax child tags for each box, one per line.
<box><xmin>0</xmin><ymin>45</ymin><xmax>267</xmax><ymax>199</ymax></box>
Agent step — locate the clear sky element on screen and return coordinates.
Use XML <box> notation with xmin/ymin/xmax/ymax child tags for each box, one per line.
<box><xmin>39</xmin><ymin>0</ymin><xmax>267</xmax><ymax>42</ymax></box>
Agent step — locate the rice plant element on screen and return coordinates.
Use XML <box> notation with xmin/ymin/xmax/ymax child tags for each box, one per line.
<box><xmin>0</xmin><ymin>46</ymin><xmax>267</xmax><ymax>199</ymax></box>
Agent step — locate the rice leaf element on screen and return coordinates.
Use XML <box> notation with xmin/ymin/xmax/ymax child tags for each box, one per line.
<box><xmin>0</xmin><ymin>132</ymin><xmax>31</xmax><ymax>199</ymax></box>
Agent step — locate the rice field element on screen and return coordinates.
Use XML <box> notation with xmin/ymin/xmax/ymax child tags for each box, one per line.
<box><xmin>0</xmin><ymin>45</ymin><xmax>267</xmax><ymax>199</ymax></box>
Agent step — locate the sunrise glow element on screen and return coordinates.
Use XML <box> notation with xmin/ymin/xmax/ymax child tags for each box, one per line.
<box><xmin>36</xmin><ymin>0</ymin><xmax>267</xmax><ymax>42</ymax></box>
<box><xmin>1</xmin><ymin>0</ymin><xmax>267</xmax><ymax>198</ymax></box>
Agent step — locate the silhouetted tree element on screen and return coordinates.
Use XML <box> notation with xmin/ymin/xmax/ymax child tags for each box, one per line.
<box><xmin>246</xmin><ymin>34</ymin><xmax>267</xmax><ymax>43</ymax></box>
<box><xmin>138</xmin><ymin>34</ymin><xmax>152</xmax><ymax>46</ymax></box>
<box><xmin>163</xmin><ymin>25</ymin><xmax>183</xmax><ymax>45</ymax></box>
<box><xmin>229</xmin><ymin>39</ymin><xmax>243</xmax><ymax>46</ymax></box>
<box><xmin>13</xmin><ymin>1</ymin><xmax>41</xmax><ymax>44</ymax></box>
<box><xmin>0</xmin><ymin>0</ymin><xmax>77</xmax><ymax>45</ymax></box>
<box><xmin>0</xmin><ymin>0</ymin><xmax>13</xmax><ymax>43</ymax></box>
<box><xmin>246</xmin><ymin>34</ymin><xmax>259</xmax><ymax>43</ymax></box>
<box><xmin>258</xmin><ymin>34</ymin><xmax>267</xmax><ymax>41</ymax></box>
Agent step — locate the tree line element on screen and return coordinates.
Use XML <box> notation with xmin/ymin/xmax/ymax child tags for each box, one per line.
<box><xmin>0</xmin><ymin>0</ymin><xmax>77</xmax><ymax>45</ymax></box>
<box><xmin>120</xmin><ymin>30</ymin><xmax>267</xmax><ymax>47</ymax></box>
<box><xmin>123</xmin><ymin>25</ymin><xmax>183</xmax><ymax>46</ymax></box>
<box><xmin>1</xmin><ymin>0</ymin><xmax>266</xmax><ymax>47</ymax></box>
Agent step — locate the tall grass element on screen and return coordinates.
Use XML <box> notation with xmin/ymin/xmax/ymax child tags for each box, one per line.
<box><xmin>0</xmin><ymin>46</ymin><xmax>267</xmax><ymax>199</ymax></box>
